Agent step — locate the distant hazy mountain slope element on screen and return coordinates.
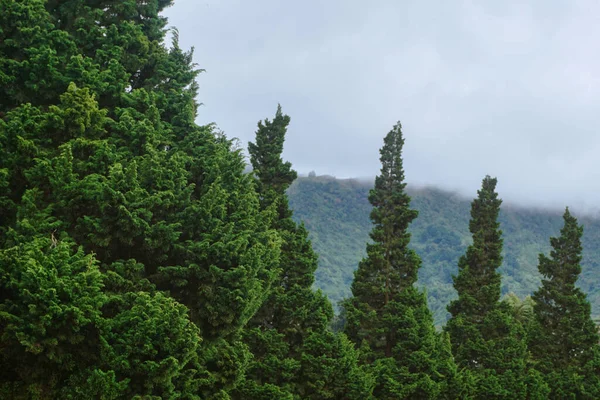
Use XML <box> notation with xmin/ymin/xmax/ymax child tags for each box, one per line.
<box><xmin>288</xmin><ymin>175</ymin><xmax>600</xmax><ymax>326</ymax></box>
<box><xmin>287</xmin><ymin>176</ymin><xmax>372</xmax><ymax>302</ymax></box>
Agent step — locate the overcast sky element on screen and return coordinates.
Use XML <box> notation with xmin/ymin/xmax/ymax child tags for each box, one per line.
<box><xmin>163</xmin><ymin>0</ymin><xmax>600</xmax><ymax>211</ymax></box>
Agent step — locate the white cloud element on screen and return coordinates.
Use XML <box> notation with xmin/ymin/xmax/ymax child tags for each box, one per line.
<box><xmin>164</xmin><ymin>0</ymin><xmax>600</xmax><ymax>211</ymax></box>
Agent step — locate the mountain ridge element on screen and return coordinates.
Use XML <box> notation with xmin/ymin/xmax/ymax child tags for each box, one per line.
<box><xmin>288</xmin><ymin>174</ymin><xmax>600</xmax><ymax>326</ymax></box>
<box><xmin>297</xmin><ymin>173</ymin><xmax>600</xmax><ymax>217</ymax></box>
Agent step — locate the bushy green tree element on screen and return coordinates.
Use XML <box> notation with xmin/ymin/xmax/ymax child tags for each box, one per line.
<box><xmin>445</xmin><ymin>176</ymin><xmax>548</xmax><ymax>399</ymax></box>
<box><xmin>343</xmin><ymin>122</ymin><xmax>460</xmax><ymax>399</ymax></box>
<box><xmin>234</xmin><ymin>106</ymin><xmax>373</xmax><ymax>399</ymax></box>
<box><xmin>0</xmin><ymin>234</ymin><xmax>106</xmax><ymax>397</ymax></box>
<box><xmin>0</xmin><ymin>219</ymin><xmax>204</xmax><ymax>399</ymax></box>
<box><xmin>529</xmin><ymin>208</ymin><xmax>600</xmax><ymax>398</ymax></box>
<box><xmin>0</xmin><ymin>1</ymin><xmax>280</xmax><ymax>397</ymax></box>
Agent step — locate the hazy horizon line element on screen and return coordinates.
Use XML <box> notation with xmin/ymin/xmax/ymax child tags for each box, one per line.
<box><xmin>295</xmin><ymin>172</ymin><xmax>600</xmax><ymax>218</ymax></box>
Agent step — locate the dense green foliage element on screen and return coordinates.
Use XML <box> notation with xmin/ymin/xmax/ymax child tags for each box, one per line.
<box><xmin>0</xmin><ymin>1</ymin><xmax>279</xmax><ymax>397</ymax></box>
<box><xmin>233</xmin><ymin>106</ymin><xmax>373</xmax><ymax>399</ymax></box>
<box><xmin>529</xmin><ymin>209</ymin><xmax>600</xmax><ymax>398</ymax></box>
<box><xmin>288</xmin><ymin>177</ymin><xmax>600</xmax><ymax>326</ymax></box>
<box><xmin>445</xmin><ymin>176</ymin><xmax>547</xmax><ymax>399</ymax></box>
<box><xmin>343</xmin><ymin>123</ymin><xmax>462</xmax><ymax>399</ymax></box>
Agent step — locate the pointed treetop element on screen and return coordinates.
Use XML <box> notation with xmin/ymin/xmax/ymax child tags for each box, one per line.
<box><xmin>449</xmin><ymin>174</ymin><xmax>503</xmax><ymax>316</ymax></box>
<box><xmin>469</xmin><ymin>175</ymin><xmax>502</xmax><ymax>237</ymax></box>
<box><xmin>248</xmin><ymin>104</ymin><xmax>296</xmax><ymax>201</ymax></box>
<box><xmin>367</xmin><ymin>120</ymin><xmax>419</xmax><ymax>289</ymax></box>
<box><xmin>539</xmin><ymin>206</ymin><xmax>583</xmax><ymax>285</ymax></box>
<box><xmin>375</xmin><ymin>121</ymin><xmax>407</xmax><ymax>192</ymax></box>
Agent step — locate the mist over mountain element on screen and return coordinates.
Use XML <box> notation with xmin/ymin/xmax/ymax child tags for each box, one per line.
<box><xmin>297</xmin><ymin>172</ymin><xmax>600</xmax><ymax>217</ymax></box>
<box><xmin>288</xmin><ymin>174</ymin><xmax>600</xmax><ymax>326</ymax></box>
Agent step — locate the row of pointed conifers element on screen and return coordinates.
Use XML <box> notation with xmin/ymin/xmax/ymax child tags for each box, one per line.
<box><xmin>341</xmin><ymin>121</ymin><xmax>600</xmax><ymax>399</ymax></box>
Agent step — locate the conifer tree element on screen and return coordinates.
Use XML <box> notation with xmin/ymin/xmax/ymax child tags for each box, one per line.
<box><xmin>529</xmin><ymin>208</ymin><xmax>600</xmax><ymax>398</ymax></box>
<box><xmin>248</xmin><ymin>104</ymin><xmax>297</xmax><ymax>223</ymax></box>
<box><xmin>1</xmin><ymin>1</ymin><xmax>280</xmax><ymax>397</ymax></box>
<box><xmin>0</xmin><ymin>220</ymin><xmax>109</xmax><ymax>398</ymax></box>
<box><xmin>0</xmin><ymin>190</ymin><xmax>205</xmax><ymax>399</ymax></box>
<box><xmin>445</xmin><ymin>176</ymin><xmax>548</xmax><ymax>399</ymax></box>
<box><xmin>234</xmin><ymin>105</ymin><xmax>373</xmax><ymax>399</ymax></box>
<box><xmin>343</xmin><ymin>122</ymin><xmax>461</xmax><ymax>399</ymax></box>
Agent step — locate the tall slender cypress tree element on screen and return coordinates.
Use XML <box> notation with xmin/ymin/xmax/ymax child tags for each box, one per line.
<box><xmin>344</xmin><ymin>122</ymin><xmax>420</xmax><ymax>358</ymax></box>
<box><xmin>529</xmin><ymin>208</ymin><xmax>600</xmax><ymax>398</ymax></box>
<box><xmin>234</xmin><ymin>105</ymin><xmax>373</xmax><ymax>399</ymax></box>
<box><xmin>343</xmin><ymin>122</ymin><xmax>461</xmax><ymax>399</ymax></box>
<box><xmin>445</xmin><ymin>176</ymin><xmax>548</xmax><ymax>399</ymax></box>
<box><xmin>446</xmin><ymin>176</ymin><xmax>503</xmax><ymax>344</ymax></box>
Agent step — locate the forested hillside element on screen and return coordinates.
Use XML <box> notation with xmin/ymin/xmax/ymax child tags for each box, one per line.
<box><xmin>288</xmin><ymin>175</ymin><xmax>600</xmax><ymax>326</ymax></box>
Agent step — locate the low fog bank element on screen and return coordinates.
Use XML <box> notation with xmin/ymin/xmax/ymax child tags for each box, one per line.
<box><xmin>296</xmin><ymin>172</ymin><xmax>600</xmax><ymax>219</ymax></box>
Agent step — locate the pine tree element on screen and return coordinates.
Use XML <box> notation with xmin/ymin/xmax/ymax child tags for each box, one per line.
<box><xmin>529</xmin><ymin>208</ymin><xmax>600</xmax><ymax>398</ymax></box>
<box><xmin>343</xmin><ymin>122</ymin><xmax>460</xmax><ymax>399</ymax></box>
<box><xmin>234</xmin><ymin>105</ymin><xmax>373</xmax><ymax>399</ymax></box>
<box><xmin>445</xmin><ymin>176</ymin><xmax>548</xmax><ymax>399</ymax></box>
